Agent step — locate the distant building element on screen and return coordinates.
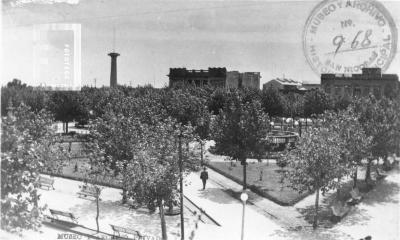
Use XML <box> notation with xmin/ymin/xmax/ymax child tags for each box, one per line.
<box><xmin>321</xmin><ymin>68</ymin><xmax>399</xmax><ymax>98</ymax></box>
<box><xmin>168</xmin><ymin>68</ymin><xmax>260</xmax><ymax>89</ymax></box>
<box><xmin>226</xmin><ymin>71</ymin><xmax>260</xmax><ymax>89</ymax></box>
<box><xmin>263</xmin><ymin>78</ymin><xmax>302</xmax><ymax>91</ymax></box>
<box><xmin>168</xmin><ymin>68</ymin><xmax>226</xmax><ymax>88</ymax></box>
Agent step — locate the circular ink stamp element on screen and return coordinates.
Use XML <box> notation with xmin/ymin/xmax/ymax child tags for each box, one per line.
<box><xmin>303</xmin><ymin>0</ymin><xmax>397</xmax><ymax>75</ymax></box>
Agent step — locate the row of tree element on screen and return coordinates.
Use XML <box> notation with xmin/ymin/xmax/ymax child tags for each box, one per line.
<box><xmin>284</xmin><ymin>95</ymin><xmax>400</xmax><ymax>229</ymax></box>
<box><xmin>2</xmin><ymin>79</ymin><xmax>357</xmax><ymax>133</ymax></box>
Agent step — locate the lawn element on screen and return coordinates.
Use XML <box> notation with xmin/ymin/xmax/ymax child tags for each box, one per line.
<box><xmin>208</xmin><ymin>161</ymin><xmax>310</xmax><ymax>206</ymax></box>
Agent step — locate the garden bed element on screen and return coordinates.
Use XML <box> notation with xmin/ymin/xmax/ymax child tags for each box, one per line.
<box><xmin>207</xmin><ymin>161</ymin><xmax>310</xmax><ymax>206</ymax></box>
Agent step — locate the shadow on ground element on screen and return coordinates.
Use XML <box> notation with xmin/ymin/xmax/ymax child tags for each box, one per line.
<box><xmin>68</xmin><ymin>199</ymin><xmax>184</xmax><ymax>237</ymax></box>
<box><xmin>295</xmin><ymin>168</ymin><xmax>399</xmax><ymax>230</ymax></box>
<box><xmin>273</xmin><ymin>227</ymin><xmax>354</xmax><ymax>240</ymax></box>
<box><xmin>198</xmin><ymin>188</ymin><xmax>238</xmax><ymax>204</ymax></box>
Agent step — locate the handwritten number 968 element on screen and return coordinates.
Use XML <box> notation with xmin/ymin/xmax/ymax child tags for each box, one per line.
<box><xmin>332</xmin><ymin>29</ymin><xmax>372</xmax><ymax>55</ymax></box>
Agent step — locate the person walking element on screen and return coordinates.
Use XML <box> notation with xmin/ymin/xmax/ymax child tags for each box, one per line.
<box><xmin>200</xmin><ymin>167</ymin><xmax>209</xmax><ymax>190</ymax></box>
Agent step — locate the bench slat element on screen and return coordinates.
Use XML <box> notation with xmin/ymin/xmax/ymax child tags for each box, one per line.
<box><xmin>110</xmin><ymin>224</ymin><xmax>142</xmax><ymax>237</ymax></box>
<box><xmin>49</xmin><ymin>209</ymin><xmax>78</xmax><ymax>223</ymax></box>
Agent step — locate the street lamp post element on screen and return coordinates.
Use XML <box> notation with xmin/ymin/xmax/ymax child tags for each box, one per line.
<box><xmin>178</xmin><ymin>135</ymin><xmax>184</xmax><ymax>240</ymax></box>
<box><xmin>240</xmin><ymin>192</ymin><xmax>248</xmax><ymax>240</ymax></box>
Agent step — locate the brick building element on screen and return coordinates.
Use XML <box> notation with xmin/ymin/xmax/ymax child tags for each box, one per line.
<box><xmin>321</xmin><ymin>68</ymin><xmax>399</xmax><ymax>98</ymax></box>
<box><xmin>168</xmin><ymin>68</ymin><xmax>260</xmax><ymax>89</ymax></box>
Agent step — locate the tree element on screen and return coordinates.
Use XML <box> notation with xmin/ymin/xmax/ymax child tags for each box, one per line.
<box><xmin>208</xmin><ymin>88</ymin><xmax>227</xmax><ymax>115</ymax></box>
<box><xmin>303</xmin><ymin>89</ymin><xmax>332</xmax><ymax>118</ymax></box>
<box><xmin>89</xmin><ymin>94</ymin><xmax>167</xmax><ymax>203</ymax></box>
<box><xmin>260</xmin><ymin>88</ymin><xmax>286</xmax><ymax>117</ymax></box>
<box><xmin>212</xmin><ymin>96</ymin><xmax>269</xmax><ymax>190</ymax></box>
<box><xmin>1</xmin><ymin>104</ymin><xmax>63</xmax><ymax>233</ymax></box>
<box><xmin>352</xmin><ymin>95</ymin><xmax>400</xmax><ymax>182</ymax></box>
<box><xmin>125</xmin><ymin>119</ymin><xmax>197</xmax><ymax>240</ymax></box>
<box><xmin>81</xmin><ymin>139</ymin><xmax>113</xmax><ymax>233</ymax></box>
<box><xmin>322</xmin><ymin>108</ymin><xmax>372</xmax><ymax>189</ymax></box>
<box><xmin>48</xmin><ymin>91</ymin><xmax>87</xmax><ymax>133</ymax></box>
<box><xmin>1</xmin><ymin>80</ymin><xmax>48</xmax><ymax>116</ymax></box>
<box><xmin>161</xmin><ymin>88</ymin><xmax>211</xmax><ymax>165</ymax></box>
<box><xmin>333</xmin><ymin>96</ymin><xmax>352</xmax><ymax>111</ymax></box>
<box><xmin>284</xmin><ymin>127</ymin><xmax>345</xmax><ymax>229</ymax></box>
<box><xmin>6</xmin><ymin>79</ymin><xmax>27</xmax><ymax>88</ymax></box>
<box><xmin>283</xmin><ymin>92</ymin><xmax>304</xmax><ymax>119</ymax></box>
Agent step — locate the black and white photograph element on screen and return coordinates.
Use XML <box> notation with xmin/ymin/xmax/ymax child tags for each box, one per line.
<box><xmin>1</xmin><ymin>0</ymin><xmax>400</xmax><ymax>239</ymax></box>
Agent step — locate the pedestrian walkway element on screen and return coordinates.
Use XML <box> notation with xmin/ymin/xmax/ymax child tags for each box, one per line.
<box><xmin>184</xmin><ymin>171</ymin><xmax>288</xmax><ymax>240</ymax></box>
<box><xmin>35</xmin><ymin>176</ymin><xmax>199</xmax><ymax>240</ymax></box>
<box><xmin>184</xmin><ymin>165</ymin><xmax>400</xmax><ymax>240</ymax></box>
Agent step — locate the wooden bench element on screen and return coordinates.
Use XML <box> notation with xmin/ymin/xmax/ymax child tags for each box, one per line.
<box><xmin>77</xmin><ymin>185</ymin><xmax>100</xmax><ymax>200</ymax></box>
<box><xmin>331</xmin><ymin>201</ymin><xmax>350</xmax><ymax>222</ymax></box>
<box><xmin>49</xmin><ymin>209</ymin><xmax>78</xmax><ymax>224</ymax></box>
<box><xmin>110</xmin><ymin>224</ymin><xmax>143</xmax><ymax>239</ymax></box>
<box><xmin>346</xmin><ymin>188</ymin><xmax>363</xmax><ymax>206</ymax></box>
<box><xmin>375</xmin><ymin>168</ymin><xmax>388</xmax><ymax>180</ymax></box>
<box><xmin>39</xmin><ymin>176</ymin><xmax>55</xmax><ymax>190</ymax></box>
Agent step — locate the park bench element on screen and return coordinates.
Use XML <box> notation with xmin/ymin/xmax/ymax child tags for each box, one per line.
<box><xmin>39</xmin><ymin>176</ymin><xmax>55</xmax><ymax>190</ymax></box>
<box><xmin>330</xmin><ymin>201</ymin><xmax>350</xmax><ymax>222</ymax></box>
<box><xmin>77</xmin><ymin>185</ymin><xmax>100</xmax><ymax>200</ymax></box>
<box><xmin>375</xmin><ymin>168</ymin><xmax>388</xmax><ymax>180</ymax></box>
<box><xmin>49</xmin><ymin>209</ymin><xmax>78</xmax><ymax>224</ymax></box>
<box><xmin>110</xmin><ymin>224</ymin><xmax>143</xmax><ymax>239</ymax></box>
<box><xmin>346</xmin><ymin>188</ymin><xmax>363</xmax><ymax>206</ymax></box>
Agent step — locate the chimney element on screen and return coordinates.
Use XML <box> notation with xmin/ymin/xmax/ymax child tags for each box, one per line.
<box><xmin>108</xmin><ymin>52</ymin><xmax>120</xmax><ymax>87</ymax></box>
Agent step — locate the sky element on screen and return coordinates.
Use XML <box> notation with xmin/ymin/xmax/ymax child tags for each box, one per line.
<box><xmin>2</xmin><ymin>0</ymin><xmax>400</xmax><ymax>88</ymax></box>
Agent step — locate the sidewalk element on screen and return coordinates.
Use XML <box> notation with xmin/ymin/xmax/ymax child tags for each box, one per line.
<box><xmin>185</xmin><ymin>166</ymin><xmax>400</xmax><ymax>240</ymax></box>
<box><xmin>184</xmin><ymin>171</ymin><xmax>288</xmax><ymax>240</ymax></box>
<box><xmin>33</xmin><ymin>176</ymin><xmax>198</xmax><ymax>240</ymax></box>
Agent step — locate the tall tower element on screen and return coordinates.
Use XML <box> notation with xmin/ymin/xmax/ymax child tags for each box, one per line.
<box><xmin>108</xmin><ymin>52</ymin><xmax>119</xmax><ymax>87</ymax></box>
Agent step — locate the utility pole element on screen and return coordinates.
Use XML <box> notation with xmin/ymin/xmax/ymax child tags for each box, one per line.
<box><xmin>94</xmin><ymin>78</ymin><xmax>97</xmax><ymax>88</ymax></box>
<box><xmin>179</xmin><ymin>134</ymin><xmax>184</xmax><ymax>240</ymax></box>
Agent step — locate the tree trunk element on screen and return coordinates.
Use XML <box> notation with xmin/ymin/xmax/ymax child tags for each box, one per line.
<box><xmin>65</xmin><ymin>121</ymin><xmax>69</xmax><ymax>133</ymax></box>
<box><xmin>122</xmin><ymin>188</ymin><xmax>127</xmax><ymax>204</ymax></box>
<box><xmin>336</xmin><ymin>177</ymin><xmax>341</xmax><ymax>198</ymax></box>
<box><xmin>200</xmin><ymin>141</ymin><xmax>204</xmax><ymax>166</ymax></box>
<box><xmin>365</xmin><ymin>159</ymin><xmax>372</xmax><ymax>184</ymax></box>
<box><xmin>242</xmin><ymin>159</ymin><xmax>247</xmax><ymax>190</ymax></box>
<box><xmin>313</xmin><ymin>187</ymin><xmax>320</xmax><ymax>230</ymax></box>
<box><xmin>121</xmin><ymin>164</ymin><xmax>128</xmax><ymax>204</ymax></box>
<box><xmin>96</xmin><ymin>193</ymin><xmax>100</xmax><ymax>233</ymax></box>
<box><xmin>353</xmin><ymin>166</ymin><xmax>358</xmax><ymax>188</ymax></box>
<box><xmin>158</xmin><ymin>199</ymin><xmax>168</xmax><ymax>240</ymax></box>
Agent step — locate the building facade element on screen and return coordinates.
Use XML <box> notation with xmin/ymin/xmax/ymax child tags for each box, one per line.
<box><xmin>226</xmin><ymin>71</ymin><xmax>261</xmax><ymax>89</ymax></box>
<box><xmin>168</xmin><ymin>68</ymin><xmax>226</xmax><ymax>88</ymax></box>
<box><xmin>263</xmin><ymin>78</ymin><xmax>302</xmax><ymax>91</ymax></box>
<box><xmin>168</xmin><ymin>68</ymin><xmax>260</xmax><ymax>89</ymax></box>
<box><xmin>321</xmin><ymin>68</ymin><xmax>399</xmax><ymax>98</ymax></box>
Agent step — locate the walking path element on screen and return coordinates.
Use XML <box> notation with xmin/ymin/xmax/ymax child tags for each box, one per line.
<box><xmin>10</xmin><ymin>176</ymin><xmax>201</xmax><ymax>240</ymax></box>
<box><xmin>185</xmin><ymin>143</ymin><xmax>400</xmax><ymax>240</ymax></box>
<box><xmin>184</xmin><ymin>171</ymin><xmax>288</xmax><ymax>240</ymax></box>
